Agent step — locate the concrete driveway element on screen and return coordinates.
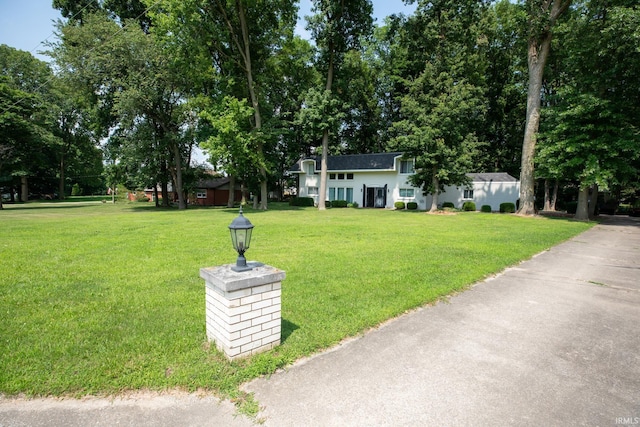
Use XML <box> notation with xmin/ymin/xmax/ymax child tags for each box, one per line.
<box><xmin>2</xmin><ymin>216</ymin><xmax>639</xmax><ymax>426</ymax></box>
<box><xmin>245</xmin><ymin>215</ymin><xmax>640</xmax><ymax>426</ymax></box>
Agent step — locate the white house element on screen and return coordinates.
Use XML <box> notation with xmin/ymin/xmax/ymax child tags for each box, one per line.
<box><xmin>290</xmin><ymin>152</ymin><xmax>520</xmax><ymax>211</ymax></box>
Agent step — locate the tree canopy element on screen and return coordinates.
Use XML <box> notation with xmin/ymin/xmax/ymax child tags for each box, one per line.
<box><xmin>1</xmin><ymin>0</ymin><xmax>637</xmax><ymax>216</ymax></box>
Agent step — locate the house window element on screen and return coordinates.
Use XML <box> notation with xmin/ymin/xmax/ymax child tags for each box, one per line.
<box><xmin>330</xmin><ymin>173</ymin><xmax>336</xmax><ymax>179</ymax></box>
<box><xmin>400</xmin><ymin>160</ymin><xmax>414</xmax><ymax>174</ymax></box>
<box><xmin>338</xmin><ymin>173</ymin><xmax>345</xmax><ymax>180</ymax></box>
<box><xmin>196</xmin><ymin>190</ymin><xmax>207</xmax><ymax>199</ymax></box>
<box><xmin>328</xmin><ymin>187</ymin><xmax>353</xmax><ymax>203</ymax></box>
<box><xmin>347</xmin><ymin>173</ymin><xmax>354</xmax><ymax>179</ymax></box>
<box><xmin>307</xmin><ymin>163</ymin><xmax>315</xmax><ymax>175</ymax></box>
<box><xmin>463</xmin><ymin>189</ymin><xmax>474</xmax><ymax>199</ymax></box>
<box><xmin>308</xmin><ymin>186</ymin><xmax>319</xmax><ymax>195</ymax></box>
<box><xmin>399</xmin><ymin>188</ymin><xmax>414</xmax><ymax>198</ymax></box>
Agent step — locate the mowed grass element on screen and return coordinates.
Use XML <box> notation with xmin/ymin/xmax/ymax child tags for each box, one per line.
<box><xmin>0</xmin><ymin>202</ymin><xmax>592</xmax><ymax>401</ymax></box>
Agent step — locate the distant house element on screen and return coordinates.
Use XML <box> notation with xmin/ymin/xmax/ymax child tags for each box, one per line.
<box><xmin>193</xmin><ymin>177</ymin><xmax>243</xmax><ymax>206</ymax></box>
<box><xmin>132</xmin><ymin>177</ymin><xmax>242</xmax><ymax>206</ymax></box>
<box><xmin>290</xmin><ymin>152</ymin><xmax>519</xmax><ymax>211</ymax></box>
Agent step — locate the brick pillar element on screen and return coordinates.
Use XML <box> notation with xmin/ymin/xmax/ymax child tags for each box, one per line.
<box><xmin>200</xmin><ymin>264</ymin><xmax>284</xmax><ymax>360</ymax></box>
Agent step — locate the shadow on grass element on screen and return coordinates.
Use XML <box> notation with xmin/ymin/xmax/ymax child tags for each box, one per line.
<box><xmin>0</xmin><ymin>202</ymin><xmax>105</xmax><ymax>211</ymax></box>
<box><xmin>281</xmin><ymin>318</ymin><xmax>299</xmax><ymax>344</ymax></box>
<box><xmin>121</xmin><ymin>201</ymin><xmax>311</xmax><ymax>213</ymax></box>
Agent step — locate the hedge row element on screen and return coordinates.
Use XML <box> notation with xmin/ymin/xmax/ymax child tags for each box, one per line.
<box><xmin>500</xmin><ymin>202</ymin><xmax>516</xmax><ymax>213</ymax></box>
<box><xmin>462</xmin><ymin>201</ymin><xmax>476</xmax><ymax>211</ymax></box>
<box><xmin>289</xmin><ymin>197</ymin><xmax>314</xmax><ymax>207</ymax></box>
<box><xmin>394</xmin><ymin>201</ymin><xmax>418</xmax><ymax>210</ymax></box>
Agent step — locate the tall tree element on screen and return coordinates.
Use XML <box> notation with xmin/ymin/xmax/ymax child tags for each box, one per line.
<box><xmin>477</xmin><ymin>0</ymin><xmax>528</xmax><ymax>177</ymax></box>
<box><xmin>390</xmin><ymin>0</ymin><xmax>488</xmax><ymax>211</ymax></box>
<box><xmin>53</xmin><ymin>0</ymin><xmax>151</xmax><ymax>30</ymax></box>
<box><xmin>149</xmin><ymin>0</ymin><xmax>298</xmax><ymax>210</ymax></box>
<box><xmin>538</xmin><ymin>91</ymin><xmax>638</xmax><ymax>220</ymax></box>
<box><xmin>536</xmin><ymin>0</ymin><xmax>640</xmax><ymax>220</ymax></box>
<box><xmin>52</xmin><ymin>13</ymin><xmax>193</xmax><ymax>208</ymax></box>
<box><xmin>0</xmin><ymin>45</ymin><xmax>57</xmax><ymax>202</ymax></box>
<box><xmin>265</xmin><ymin>36</ymin><xmax>320</xmax><ymax>200</ymax></box>
<box><xmin>306</xmin><ymin>0</ymin><xmax>374</xmax><ymax>210</ymax></box>
<box><xmin>517</xmin><ymin>0</ymin><xmax>571</xmax><ymax>215</ymax></box>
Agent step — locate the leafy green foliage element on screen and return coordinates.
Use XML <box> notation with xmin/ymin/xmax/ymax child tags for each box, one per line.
<box><xmin>306</xmin><ymin>0</ymin><xmax>374</xmax><ymax>210</ymax></box>
<box><xmin>481</xmin><ymin>205</ymin><xmax>492</xmax><ymax>213</ymax></box>
<box><xmin>407</xmin><ymin>202</ymin><xmax>418</xmax><ymax>210</ymax></box>
<box><xmin>71</xmin><ymin>183</ymin><xmax>82</xmax><ymax>196</ymax></box>
<box><xmin>199</xmin><ymin>96</ymin><xmax>260</xmax><ymax>187</ymax></box>
<box><xmin>476</xmin><ymin>1</ymin><xmax>528</xmax><ymax>177</ymax></box>
<box><xmin>0</xmin><ymin>46</ymin><xmax>73</xmax><ymax>201</ymax></box>
<box><xmin>389</xmin><ymin>0</ymin><xmax>488</xmax><ymax>210</ymax></box>
<box><xmin>442</xmin><ymin>202</ymin><xmax>455</xmax><ymax>209</ymax></box>
<box><xmin>536</xmin><ymin>0</ymin><xmax>640</xmax><ymax>219</ymax></box>
<box><xmin>500</xmin><ymin>202</ymin><xmax>516</xmax><ymax>213</ymax></box>
<box><xmin>394</xmin><ymin>201</ymin><xmax>405</xmax><ymax>210</ymax></box>
<box><xmin>462</xmin><ymin>201</ymin><xmax>476</xmax><ymax>211</ymax></box>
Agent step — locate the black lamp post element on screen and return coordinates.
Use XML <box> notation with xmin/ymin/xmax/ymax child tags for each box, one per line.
<box><xmin>229</xmin><ymin>205</ymin><xmax>254</xmax><ymax>272</ymax></box>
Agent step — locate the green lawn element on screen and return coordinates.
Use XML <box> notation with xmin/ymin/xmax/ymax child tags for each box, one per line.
<box><xmin>0</xmin><ymin>201</ymin><xmax>592</xmax><ymax>406</ymax></box>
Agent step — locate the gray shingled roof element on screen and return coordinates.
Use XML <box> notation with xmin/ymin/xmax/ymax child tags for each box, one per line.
<box><xmin>291</xmin><ymin>152</ymin><xmax>404</xmax><ymax>172</ymax></box>
<box><xmin>290</xmin><ymin>154</ymin><xmax>517</xmax><ymax>182</ymax></box>
<box><xmin>197</xmin><ymin>177</ymin><xmax>231</xmax><ymax>188</ymax></box>
<box><xmin>467</xmin><ymin>172</ymin><xmax>518</xmax><ymax>182</ymax></box>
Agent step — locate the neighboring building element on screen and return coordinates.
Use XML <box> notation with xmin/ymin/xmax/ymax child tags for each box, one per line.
<box><xmin>132</xmin><ymin>177</ymin><xmax>242</xmax><ymax>206</ymax></box>
<box><xmin>193</xmin><ymin>177</ymin><xmax>243</xmax><ymax>206</ymax></box>
<box><xmin>290</xmin><ymin>152</ymin><xmax>520</xmax><ymax>211</ymax></box>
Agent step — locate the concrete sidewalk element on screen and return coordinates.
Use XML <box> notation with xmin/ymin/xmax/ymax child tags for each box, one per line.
<box><xmin>2</xmin><ymin>215</ymin><xmax>639</xmax><ymax>426</ymax></box>
<box><xmin>245</xmin><ymin>215</ymin><xmax>640</xmax><ymax>426</ymax></box>
<box><xmin>0</xmin><ymin>392</ymin><xmax>253</xmax><ymax>427</ymax></box>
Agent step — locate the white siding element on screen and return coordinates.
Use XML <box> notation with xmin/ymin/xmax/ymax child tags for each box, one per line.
<box><xmin>440</xmin><ymin>181</ymin><xmax>520</xmax><ymax>211</ymax></box>
<box><xmin>296</xmin><ymin>158</ymin><xmax>519</xmax><ymax>211</ymax></box>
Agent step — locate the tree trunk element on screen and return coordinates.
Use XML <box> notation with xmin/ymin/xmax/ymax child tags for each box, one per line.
<box><xmin>551</xmin><ymin>179</ymin><xmax>559</xmax><ymax>211</ymax></box>
<box><xmin>430</xmin><ymin>168</ymin><xmax>439</xmax><ymax>212</ymax></box>
<box><xmin>58</xmin><ymin>153</ymin><xmax>65</xmax><ymax>200</ymax></box>
<box><xmin>227</xmin><ymin>175</ymin><xmax>236</xmax><ymax>208</ymax></box>
<box><xmin>161</xmin><ymin>179</ymin><xmax>169</xmax><ymax>207</ymax></box>
<box><xmin>543</xmin><ymin>179</ymin><xmax>551</xmax><ymax>211</ymax></box>
<box><xmin>237</xmin><ymin>1</ymin><xmax>268</xmax><ymax>210</ymax></box>
<box><xmin>171</xmin><ymin>143</ymin><xmax>186</xmax><ymax>209</ymax></box>
<box><xmin>20</xmin><ymin>176</ymin><xmax>28</xmax><ymax>202</ymax></box>
<box><xmin>518</xmin><ymin>0</ymin><xmax>571</xmax><ymax>216</ymax></box>
<box><xmin>518</xmin><ymin>36</ymin><xmax>550</xmax><ymax>215</ymax></box>
<box><xmin>318</xmin><ymin>49</ymin><xmax>335</xmax><ymax>211</ymax></box>
<box><xmin>575</xmin><ymin>184</ymin><xmax>590</xmax><ymax>221</ymax></box>
<box><xmin>240</xmin><ymin>182</ymin><xmax>247</xmax><ymax>205</ymax></box>
<box><xmin>588</xmin><ymin>183</ymin><xmax>598</xmax><ymax>219</ymax></box>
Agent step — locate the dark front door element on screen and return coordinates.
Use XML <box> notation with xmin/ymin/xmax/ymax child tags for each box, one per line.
<box><xmin>366</xmin><ymin>187</ymin><xmax>375</xmax><ymax>207</ymax></box>
<box><xmin>365</xmin><ymin>186</ymin><xmax>386</xmax><ymax>208</ymax></box>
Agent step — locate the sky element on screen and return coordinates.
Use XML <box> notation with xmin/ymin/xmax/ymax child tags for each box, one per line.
<box><xmin>0</xmin><ymin>0</ymin><xmax>417</xmax><ymax>63</ymax></box>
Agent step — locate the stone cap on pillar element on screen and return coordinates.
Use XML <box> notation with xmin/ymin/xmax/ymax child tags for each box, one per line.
<box><xmin>200</xmin><ymin>263</ymin><xmax>286</xmax><ymax>293</ymax></box>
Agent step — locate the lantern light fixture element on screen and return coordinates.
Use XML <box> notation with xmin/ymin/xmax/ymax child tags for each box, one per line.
<box><xmin>228</xmin><ymin>205</ymin><xmax>255</xmax><ymax>272</ymax></box>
